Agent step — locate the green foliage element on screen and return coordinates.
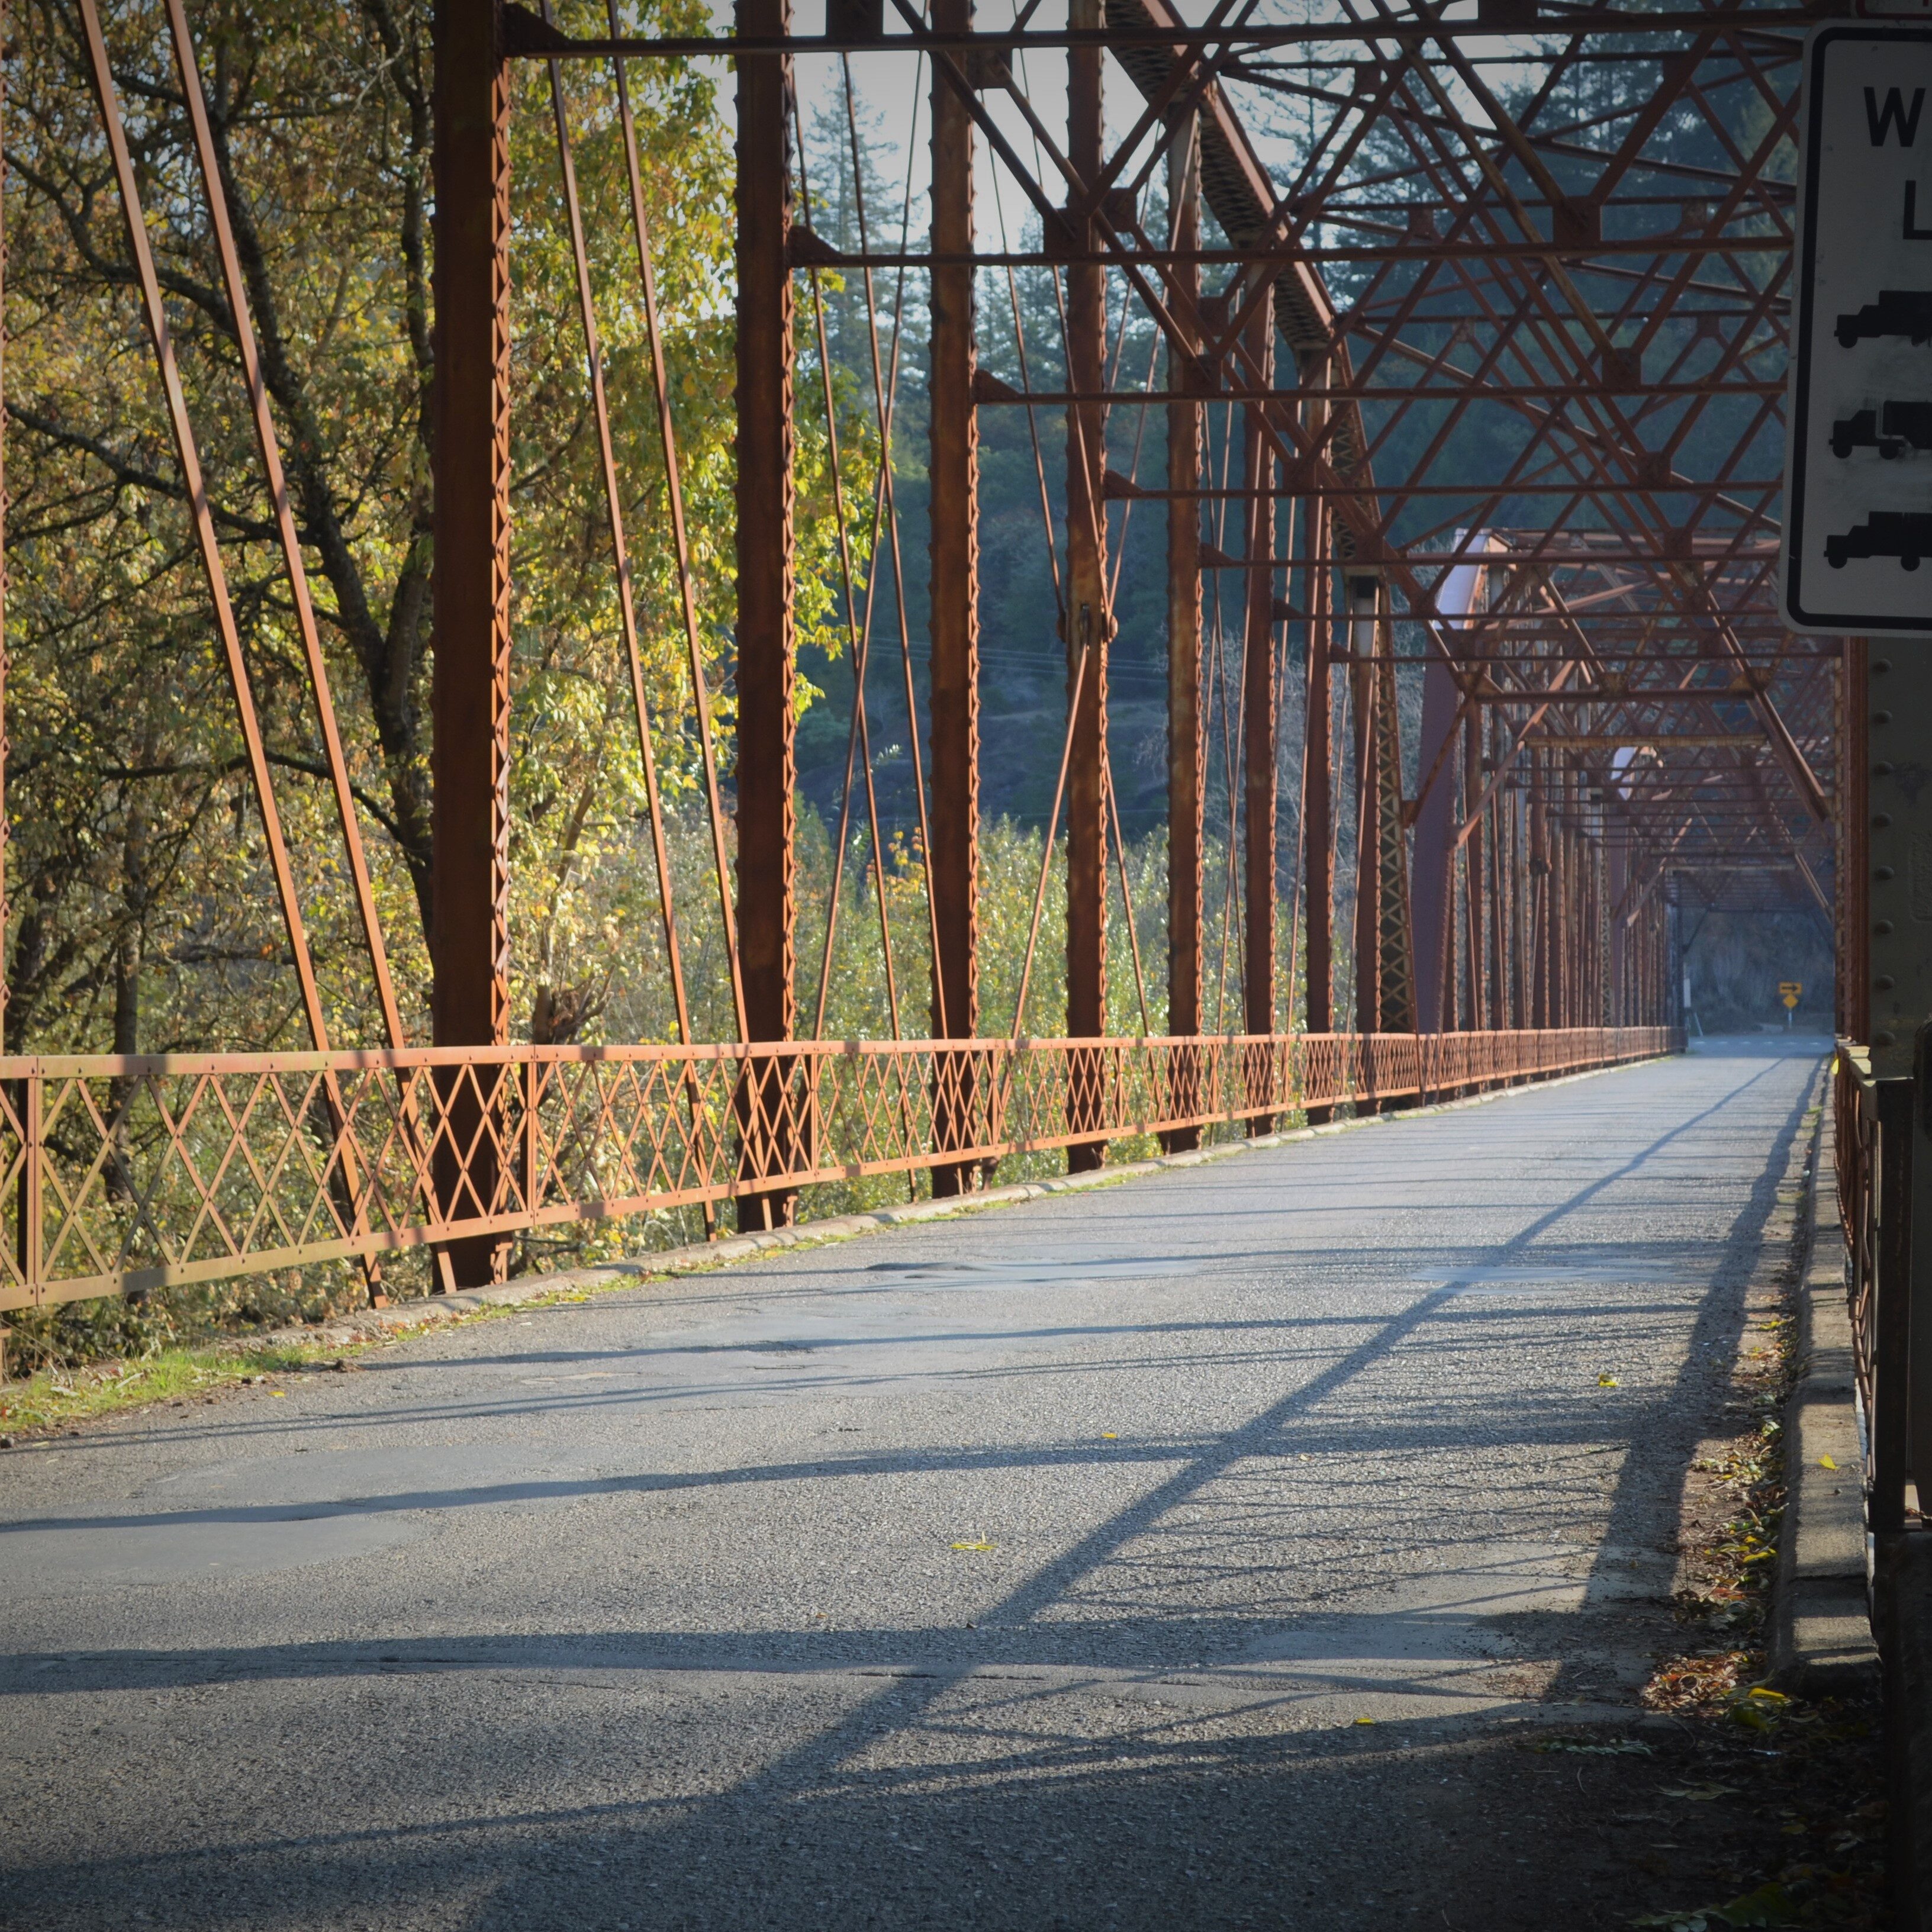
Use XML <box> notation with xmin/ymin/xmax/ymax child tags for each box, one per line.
<box><xmin>0</xmin><ymin>8</ymin><xmax>1310</xmax><ymax>1361</ymax></box>
<box><xmin>1</xmin><ymin>0</ymin><xmax>875</xmax><ymax>1071</ymax></box>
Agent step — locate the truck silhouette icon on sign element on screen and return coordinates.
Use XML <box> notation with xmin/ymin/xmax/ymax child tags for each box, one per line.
<box><xmin>1825</xmin><ymin>511</ymin><xmax>1932</xmax><ymax>569</ymax></box>
<box><xmin>1836</xmin><ymin>291</ymin><xmax>1932</xmax><ymax>347</ymax></box>
<box><xmin>1830</xmin><ymin>401</ymin><xmax>1932</xmax><ymax>458</ymax></box>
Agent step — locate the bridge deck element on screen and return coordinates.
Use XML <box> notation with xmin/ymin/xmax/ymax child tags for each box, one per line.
<box><xmin>0</xmin><ymin>1041</ymin><xmax>1823</xmax><ymax>1928</ymax></box>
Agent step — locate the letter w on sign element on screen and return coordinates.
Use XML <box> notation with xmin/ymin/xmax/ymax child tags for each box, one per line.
<box><xmin>1868</xmin><ymin>86</ymin><xmax>1925</xmax><ymax>147</ymax></box>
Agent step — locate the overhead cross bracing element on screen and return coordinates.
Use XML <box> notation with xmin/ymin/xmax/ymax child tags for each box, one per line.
<box><xmin>3</xmin><ymin>0</ymin><xmax>1841</xmax><ymax>1317</ymax></box>
<box><xmin>730</xmin><ymin>0</ymin><xmax>1831</xmax><ymax>966</ymax></box>
<box><xmin>768</xmin><ymin>5</ymin><xmax>1824</xmax><ymax>968</ymax></box>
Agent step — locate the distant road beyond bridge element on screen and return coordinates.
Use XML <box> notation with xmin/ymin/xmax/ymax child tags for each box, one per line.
<box><xmin>0</xmin><ymin>1041</ymin><xmax>1823</xmax><ymax>1930</ymax></box>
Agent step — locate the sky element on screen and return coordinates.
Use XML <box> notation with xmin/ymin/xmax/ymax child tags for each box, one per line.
<box><xmin>682</xmin><ymin>1</ymin><xmax>1539</xmax><ymax>262</ymax></box>
<box><xmin>703</xmin><ymin>1</ymin><xmax>1154</xmax><ymax>251</ymax></box>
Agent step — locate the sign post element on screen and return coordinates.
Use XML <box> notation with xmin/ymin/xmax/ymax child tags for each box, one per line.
<box><xmin>1785</xmin><ymin>24</ymin><xmax>1932</xmax><ymax>636</ymax></box>
<box><xmin>1779</xmin><ymin>980</ymin><xmax>1802</xmax><ymax>1028</ymax></box>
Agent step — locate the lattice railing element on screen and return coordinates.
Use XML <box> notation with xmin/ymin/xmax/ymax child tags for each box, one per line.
<box><xmin>0</xmin><ymin>1027</ymin><xmax>1679</xmax><ymax>1310</ymax></box>
<box><xmin>1834</xmin><ymin>1041</ymin><xmax>1912</xmax><ymax>1536</ymax></box>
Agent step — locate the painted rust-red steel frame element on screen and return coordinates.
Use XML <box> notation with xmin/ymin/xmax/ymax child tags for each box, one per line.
<box><xmin>39</xmin><ymin>1</ymin><xmax>1802</xmax><ymax>1316</ymax></box>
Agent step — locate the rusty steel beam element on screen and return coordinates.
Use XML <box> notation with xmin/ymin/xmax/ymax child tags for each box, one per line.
<box><xmin>430</xmin><ymin>0</ymin><xmax>513</xmax><ymax>1286</ymax></box>
<box><xmin>85</xmin><ymin>0</ymin><xmax>333</xmax><ymax>1066</ymax></box>
<box><xmin>928</xmin><ymin>0</ymin><xmax>978</xmax><ymax>1195</ymax></box>
<box><xmin>169</xmin><ymin>0</ymin><xmax>405</xmax><ymax>1056</ymax></box>
<box><xmin>1412</xmin><ymin>655</ymin><xmax>1461</xmax><ymax>1035</ymax></box>
<box><xmin>505</xmin><ymin>9</ymin><xmax>1821</xmax><ymax>59</ymax></box>
<box><xmin>1840</xmin><ymin>640</ymin><xmax>1868</xmax><ymax>1045</ymax></box>
<box><xmin>1164</xmin><ymin>110</ymin><xmax>1203</xmax><ymax>1152</ymax></box>
<box><xmin>734</xmin><ymin>0</ymin><xmax>798</xmax><ymax>1229</ymax></box>
<box><xmin>0</xmin><ymin>23</ymin><xmax>7</xmax><ymax>1041</ymax></box>
<box><xmin>798</xmin><ymin>238</ymin><xmax>1798</xmax><ymax>270</ymax></box>
<box><xmin>969</xmin><ymin>384</ymin><xmax>1789</xmax><ymax>405</ymax></box>
<box><xmin>1103</xmin><ymin>479</ymin><xmax>1784</xmax><ymax>502</ymax></box>
<box><xmin>1350</xmin><ymin>578</ymin><xmax>1386</xmax><ymax>1042</ymax></box>
<box><xmin>1303</xmin><ymin>492</ymin><xmax>1334</xmax><ymax>1044</ymax></box>
<box><xmin>1459</xmin><ymin>687</ymin><xmax>1800</xmax><ymax>704</ymax></box>
<box><xmin>1241</xmin><ymin>297</ymin><xmax>1277</xmax><ymax>1077</ymax></box>
<box><xmin>1464</xmin><ymin>701</ymin><xmax>1489</xmax><ymax>1029</ymax></box>
<box><xmin>1064</xmin><ymin>0</ymin><xmax>1109</xmax><ymax>1172</ymax></box>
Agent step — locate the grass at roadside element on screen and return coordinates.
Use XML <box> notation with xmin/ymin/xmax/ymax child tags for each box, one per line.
<box><xmin>0</xmin><ymin>1341</ymin><xmax>333</xmax><ymax>1437</ymax></box>
<box><xmin>0</xmin><ymin>1281</ymin><xmax>626</xmax><ymax>1440</ymax></box>
<box><xmin>0</xmin><ymin>1168</ymin><xmax>1152</xmax><ymax>1441</ymax></box>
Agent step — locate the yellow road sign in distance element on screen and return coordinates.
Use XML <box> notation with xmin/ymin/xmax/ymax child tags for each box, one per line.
<box><xmin>1780</xmin><ymin>980</ymin><xmax>1803</xmax><ymax>1009</ymax></box>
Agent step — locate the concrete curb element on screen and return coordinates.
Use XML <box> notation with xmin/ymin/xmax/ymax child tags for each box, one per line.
<box><xmin>1770</xmin><ymin>1087</ymin><xmax>1880</xmax><ymax>1695</ymax></box>
<box><xmin>268</xmin><ymin>1051</ymin><xmax>1683</xmax><ymax>1355</ymax></box>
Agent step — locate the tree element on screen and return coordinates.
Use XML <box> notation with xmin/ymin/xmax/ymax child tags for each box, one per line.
<box><xmin>2</xmin><ymin>0</ymin><xmax>863</xmax><ymax>1057</ymax></box>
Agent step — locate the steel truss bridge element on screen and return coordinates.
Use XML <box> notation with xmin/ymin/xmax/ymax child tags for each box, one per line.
<box><xmin>5</xmin><ymin>0</ymin><xmax>1850</xmax><ymax>1317</ymax></box>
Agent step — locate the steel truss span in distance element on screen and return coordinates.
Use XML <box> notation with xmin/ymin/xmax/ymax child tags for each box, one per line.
<box><xmin>12</xmin><ymin>0</ymin><xmax>1821</xmax><ymax>1309</ymax></box>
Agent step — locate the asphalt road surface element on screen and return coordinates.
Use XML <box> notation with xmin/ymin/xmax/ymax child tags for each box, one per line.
<box><xmin>0</xmin><ymin>1039</ymin><xmax>1822</xmax><ymax>1930</ymax></box>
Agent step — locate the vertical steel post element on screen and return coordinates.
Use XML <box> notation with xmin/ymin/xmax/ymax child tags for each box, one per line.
<box><xmin>1</xmin><ymin>9</ymin><xmax>9</xmax><ymax>1287</ymax></box>
<box><xmin>0</xmin><ymin>11</ymin><xmax>8</xmax><ymax>1047</ymax></box>
<box><xmin>1490</xmin><ymin>746</ymin><xmax>1509</xmax><ymax>1029</ymax></box>
<box><xmin>1591</xmin><ymin>826</ymin><xmax>1605</xmax><ymax>1025</ymax></box>
<box><xmin>1411</xmin><ymin>658</ymin><xmax>1461</xmax><ymax>1033</ymax></box>
<box><xmin>1349</xmin><ymin>575</ymin><xmax>1382</xmax><ymax>1041</ymax></box>
<box><xmin>1528</xmin><ymin>761</ymin><xmax>1550</xmax><ymax>1031</ymax></box>
<box><xmin>1464</xmin><ymin>713</ymin><xmax>1487</xmax><ymax>1030</ymax></box>
<box><xmin>1491</xmin><ymin>764</ymin><xmax>1508</xmax><ymax>1031</ymax></box>
<box><xmin>1554</xmin><ymin>793</ymin><xmax>1570</xmax><ymax>1029</ymax></box>
<box><xmin>431</xmin><ymin>0</ymin><xmax>512</xmax><ymax>1286</ymax></box>
<box><xmin>928</xmin><ymin>0</ymin><xmax>978</xmax><ymax>1193</ymax></box>
<box><xmin>1577</xmin><ymin>813</ymin><xmax>1588</xmax><ymax>1026</ymax></box>
<box><xmin>1580</xmin><ymin>823</ymin><xmax>1593</xmax><ymax>1025</ymax></box>
<box><xmin>1841</xmin><ymin>638</ymin><xmax>1869</xmax><ymax>1046</ymax></box>
<box><xmin>1164</xmin><ymin>111</ymin><xmax>1203</xmax><ymax>1148</ymax></box>
<box><xmin>1641</xmin><ymin>901</ymin><xmax>1650</xmax><ymax>1029</ymax></box>
<box><xmin>1064</xmin><ymin>0</ymin><xmax>1109</xmax><ymax>1170</ymax></box>
<box><xmin>1868</xmin><ymin>648</ymin><xmax>1932</xmax><ymax>1510</ymax></box>
<box><xmin>1608</xmin><ymin>843</ymin><xmax>1628</xmax><ymax>1027</ymax></box>
<box><xmin>1241</xmin><ymin>298</ymin><xmax>1276</xmax><ymax>1069</ymax></box>
<box><xmin>20</xmin><ymin>1073</ymin><xmax>38</xmax><ymax>1306</ymax></box>
<box><xmin>1875</xmin><ymin>1080</ymin><xmax>1912</xmax><ymax>1536</ymax></box>
<box><xmin>1553</xmin><ymin>807</ymin><xmax>1570</xmax><ymax>1029</ymax></box>
<box><xmin>1567</xmin><ymin>810</ymin><xmax>1582</xmax><ymax>1027</ymax></box>
<box><xmin>1370</xmin><ymin>593</ymin><xmax>1415</xmax><ymax>1035</ymax></box>
<box><xmin>1546</xmin><ymin>804</ymin><xmax>1561</xmax><ymax>1031</ymax></box>
<box><xmin>1514</xmin><ymin>775</ymin><xmax>1527</xmax><ymax>1037</ymax></box>
<box><xmin>735</xmin><ymin>0</ymin><xmax>798</xmax><ymax>1228</ymax></box>
<box><xmin>1639</xmin><ymin>898</ymin><xmax>1648</xmax><ymax>1031</ymax></box>
<box><xmin>1572</xmin><ymin>814</ymin><xmax>1586</xmax><ymax>1026</ymax></box>
<box><xmin>1302</xmin><ymin>496</ymin><xmax>1332</xmax><ymax>1043</ymax></box>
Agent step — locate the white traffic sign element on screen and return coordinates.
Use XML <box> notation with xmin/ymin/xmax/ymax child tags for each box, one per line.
<box><xmin>1785</xmin><ymin>25</ymin><xmax>1932</xmax><ymax>636</ymax></box>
